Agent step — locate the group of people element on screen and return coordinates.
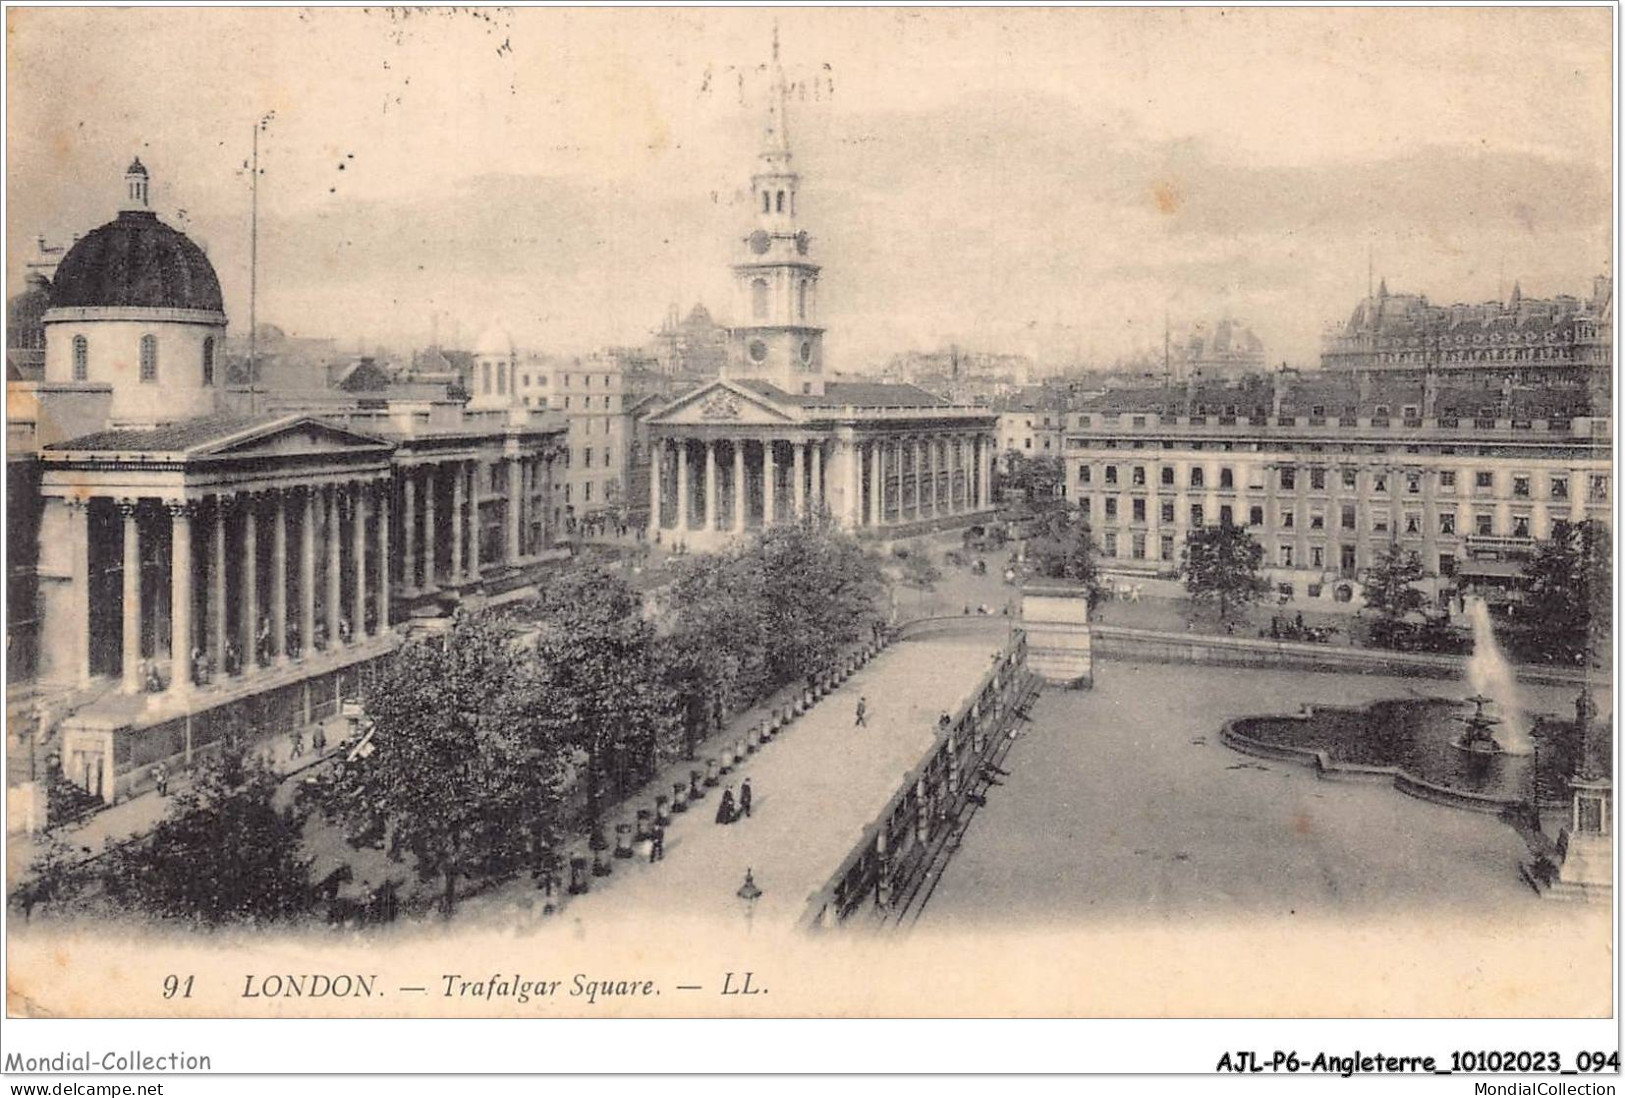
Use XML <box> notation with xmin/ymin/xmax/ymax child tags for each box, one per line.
<box><xmin>714</xmin><ymin>778</ymin><xmax>753</xmax><ymax>825</ymax></box>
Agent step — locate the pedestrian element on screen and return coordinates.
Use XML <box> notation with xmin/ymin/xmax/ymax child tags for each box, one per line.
<box><xmin>650</xmin><ymin>825</ymin><xmax>666</xmax><ymax>863</ymax></box>
<box><xmin>739</xmin><ymin>778</ymin><xmax>753</xmax><ymax>819</ymax></box>
<box><xmin>155</xmin><ymin>762</ymin><xmax>170</xmax><ymax>797</ymax></box>
<box><xmin>716</xmin><ymin>785</ymin><xmax>737</xmax><ymax>825</ymax></box>
<box><xmin>149</xmin><ymin>764</ymin><xmax>163</xmax><ymax>795</ymax></box>
<box><xmin>290</xmin><ymin>727</ymin><xmax>305</xmax><ymax>759</ymax></box>
<box><xmin>855</xmin><ymin>696</ymin><xmax>868</xmax><ymax>728</ymax></box>
<box><xmin>313</xmin><ymin>723</ymin><xmax>328</xmax><ymax>752</ymax></box>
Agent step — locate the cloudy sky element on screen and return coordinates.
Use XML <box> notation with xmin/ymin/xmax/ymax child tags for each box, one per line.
<box><xmin>7</xmin><ymin>7</ymin><xmax>1612</xmax><ymax>370</ymax></box>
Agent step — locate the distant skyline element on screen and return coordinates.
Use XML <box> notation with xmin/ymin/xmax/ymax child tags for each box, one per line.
<box><xmin>7</xmin><ymin>8</ymin><xmax>1613</xmax><ymax>370</ymax></box>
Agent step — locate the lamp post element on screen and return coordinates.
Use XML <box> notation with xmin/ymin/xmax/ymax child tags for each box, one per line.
<box><xmin>736</xmin><ymin>867</ymin><xmax>762</xmax><ymax>935</ymax></box>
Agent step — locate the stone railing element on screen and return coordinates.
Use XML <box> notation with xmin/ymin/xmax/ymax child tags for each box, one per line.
<box><xmin>801</xmin><ymin>630</ymin><xmax>1032</xmax><ymax>931</ymax></box>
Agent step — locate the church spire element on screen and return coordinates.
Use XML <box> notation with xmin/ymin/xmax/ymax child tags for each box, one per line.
<box><xmin>761</xmin><ymin>22</ymin><xmax>791</xmax><ymax>166</ymax></box>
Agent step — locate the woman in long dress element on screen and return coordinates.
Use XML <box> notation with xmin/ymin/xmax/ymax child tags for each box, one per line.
<box><xmin>715</xmin><ymin>787</ymin><xmax>736</xmax><ymax>825</ymax></box>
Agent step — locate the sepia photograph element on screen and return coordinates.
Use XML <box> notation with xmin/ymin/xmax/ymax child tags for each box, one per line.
<box><xmin>1</xmin><ymin>3</ymin><xmax>1617</xmax><ymax>1074</ymax></box>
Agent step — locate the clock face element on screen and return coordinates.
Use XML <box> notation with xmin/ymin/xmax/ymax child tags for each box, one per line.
<box><xmin>748</xmin><ymin>339</ymin><xmax>768</xmax><ymax>364</ymax></box>
<box><xmin>795</xmin><ymin>231</ymin><xmax>810</xmax><ymax>255</ymax></box>
<box><xmin>749</xmin><ymin>230</ymin><xmax>771</xmax><ymax>255</ymax></box>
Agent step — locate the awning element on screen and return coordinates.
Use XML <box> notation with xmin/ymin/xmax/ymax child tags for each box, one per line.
<box><xmin>1457</xmin><ymin>560</ymin><xmax>1524</xmax><ymax>579</ymax></box>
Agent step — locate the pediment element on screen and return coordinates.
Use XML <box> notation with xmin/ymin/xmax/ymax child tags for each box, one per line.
<box><xmin>646</xmin><ymin>381</ymin><xmax>798</xmax><ymax>427</ymax></box>
<box><xmin>195</xmin><ymin>417</ymin><xmax>393</xmax><ymax>460</ymax></box>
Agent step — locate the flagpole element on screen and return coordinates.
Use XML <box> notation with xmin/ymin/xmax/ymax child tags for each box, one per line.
<box><xmin>249</xmin><ymin>119</ymin><xmax>259</xmax><ymax>414</ymax></box>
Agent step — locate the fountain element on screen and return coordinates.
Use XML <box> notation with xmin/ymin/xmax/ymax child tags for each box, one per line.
<box><xmin>1451</xmin><ymin>693</ymin><xmax>1505</xmax><ymax>755</ymax></box>
<box><xmin>1463</xmin><ymin>596</ymin><xmax>1532</xmax><ymax>755</ymax></box>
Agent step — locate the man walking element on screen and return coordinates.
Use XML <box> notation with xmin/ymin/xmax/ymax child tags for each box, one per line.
<box><xmin>649</xmin><ymin>825</ymin><xmax>665</xmax><ymax>863</ymax></box>
<box><xmin>855</xmin><ymin>696</ymin><xmax>868</xmax><ymax>728</ymax></box>
<box><xmin>739</xmin><ymin>778</ymin><xmax>753</xmax><ymax>819</ymax></box>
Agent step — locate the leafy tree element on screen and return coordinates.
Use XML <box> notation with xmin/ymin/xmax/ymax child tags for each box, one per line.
<box><xmin>313</xmin><ymin>614</ymin><xmax>565</xmax><ymax>916</ymax></box>
<box><xmin>998</xmin><ymin>451</ymin><xmax>1064</xmax><ymax>508</ymax></box>
<box><xmin>1180</xmin><ymin>522</ymin><xmax>1269</xmax><ymax>629</ymax></box>
<box><xmin>900</xmin><ymin>551</ymin><xmax>942</xmax><ymax>592</ymax></box>
<box><xmin>1520</xmin><ymin>519</ymin><xmax>1613</xmax><ymax>665</ymax></box>
<box><xmin>529</xmin><ymin>566</ymin><xmax>677</xmax><ymax>821</ymax></box>
<box><xmin>663</xmin><ymin>553</ymin><xmax>769</xmax><ymax>758</ymax></box>
<box><xmin>10</xmin><ymin>832</ymin><xmax>95</xmax><ymax>921</ymax></box>
<box><xmin>1026</xmin><ymin>506</ymin><xmax>1105</xmax><ymax>606</ymax></box>
<box><xmin>753</xmin><ymin>521</ymin><xmax>885</xmax><ymax>686</ymax></box>
<box><xmin>99</xmin><ymin>736</ymin><xmax>316</xmax><ymax>925</ymax></box>
<box><xmin>1362</xmin><ymin>544</ymin><xmax>1430</xmax><ymax>648</ymax></box>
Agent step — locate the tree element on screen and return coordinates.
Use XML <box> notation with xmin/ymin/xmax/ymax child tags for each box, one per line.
<box><xmin>1026</xmin><ymin>506</ymin><xmax>1106</xmax><ymax>606</ymax></box>
<box><xmin>998</xmin><ymin>451</ymin><xmax>1064</xmax><ymax>509</ymax></box>
<box><xmin>313</xmin><ymin>614</ymin><xmax>565</xmax><ymax>916</ymax></box>
<box><xmin>752</xmin><ymin>520</ymin><xmax>886</xmax><ymax>686</ymax></box>
<box><xmin>1180</xmin><ymin>522</ymin><xmax>1269</xmax><ymax>629</ymax></box>
<box><xmin>900</xmin><ymin>551</ymin><xmax>942</xmax><ymax>592</ymax></box>
<box><xmin>1362</xmin><ymin>544</ymin><xmax>1430</xmax><ymax>649</ymax></box>
<box><xmin>528</xmin><ymin>566</ymin><xmax>677</xmax><ymax>822</ymax></box>
<box><xmin>99</xmin><ymin>735</ymin><xmax>316</xmax><ymax>926</ymax></box>
<box><xmin>663</xmin><ymin>553</ymin><xmax>769</xmax><ymax>758</ymax></box>
<box><xmin>1520</xmin><ymin>519</ymin><xmax>1613</xmax><ymax>665</ymax></box>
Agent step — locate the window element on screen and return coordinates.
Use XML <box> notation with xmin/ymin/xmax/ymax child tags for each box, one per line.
<box><xmin>1404</xmin><ymin>512</ymin><xmax>1420</xmax><ymax>535</ymax></box>
<box><xmin>1341</xmin><ymin>545</ymin><xmax>1357</xmax><ymax>571</ymax></box>
<box><xmin>798</xmin><ymin>280</ymin><xmax>808</xmax><ymax>321</ymax></box>
<box><xmin>1512</xmin><ymin>475</ymin><xmax>1530</xmax><ymax>498</ymax></box>
<box><xmin>1282</xmin><ymin>509</ymin><xmax>1295</xmax><ymax>529</ymax></box>
<box><xmin>1219</xmin><ymin>467</ymin><xmax>1234</xmax><ymax>489</ymax></box>
<box><xmin>1341</xmin><ymin>504</ymin><xmax>1356</xmax><ymax>530</ymax></box>
<box><xmin>762</xmin><ymin>191</ymin><xmax>771</xmax><ymax>214</ymax></box>
<box><xmin>1590</xmin><ymin>475</ymin><xmax>1609</xmax><ymax>502</ymax></box>
<box><xmin>1104</xmin><ymin>465</ymin><xmax>1118</xmax><ymax>485</ymax></box>
<box><xmin>1130</xmin><ymin>466</ymin><xmax>1145</xmax><ymax>487</ymax></box>
<box><xmin>1080</xmin><ymin>465</ymin><xmax>1092</xmax><ymax>485</ymax></box>
<box><xmin>1311</xmin><ymin>405</ymin><xmax>1325</xmax><ymax>417</ymax></box>
<box><xmin>1476</xmin><ymin>513</ymin><xmax>1494</xmax><ymax>536</ymax></box>
<box><xmin>1439</xmin><ymin>470</ymin><xmax>1456</xmax><ymax>492</ymax></box>
<box><xmin>1310</xmin><ymin>468</ymin><xmax>1326</xmax><ymax>491</ymax></box>
<box><xmin>1373</xmin><ymin>474</ymin><xmax>1387</xmax><ymax>493</ymax></box>
<box><xmin>1104</xmin><ymin>498</ymin><xmax>1118</xmax><ymax>521</ymax></box>
<box><xmin>200</xmin><ymin>336</ymin><xmax>215</xmax><ymax>385</ymax></box>
<box><xmin>1160</xmin><ymin>501</ymin><xmax>1175</xmax><ymax>524</ymax></box>
<box><xmin>1438</xmin><ymin>553</ymin><xmax>1456</xmax><ymax>577</ymax></box>
<box><xmin>1024</xmin><ymin>438</ymin><xmax>1032</xmax><ymax>450</ymax></box>
<box><xmin>1310</xmin><ymin>511</ymin><xmax>1325</xmax><ymax>530</ymax></box>
<box><xmin>1080</xmin><ymin>498</ymin><xmax>1091</xmax><ymax>518</ymax></box>
<box><xmin>1129</xmin><ymin>533</ymin><xmax>1145</xmax><ymax>559</ymax></box>
<box><xmin>751</xmin><ymin>279</ymin><xmax>769</xmax><ymax>320</ymax></box>
<box><xmin>1220</xmin><ymin>505</ymin><xmax>1234</xmax><ymax>527</ymax></box>
<box><xmin>1280</xmin><ymin>545</ymin><xmax>1294</xmax><ymax>567</ymax></box>
<box><xmin>1280</xmin><ymin>467</ymin><xmax>1296</xmax><ymax>490</ymax></box>
<box><xmin>139</xmin><ymin>334</ymin><xmax>158</xmax><ymax>382</ymax></box>
<box><xmin>564</xmin><ymin>396</ymin><xmax>571</xmax><ymax>410</ymax></box>
<box><xmin>1406</xmin><ymin>475</ymin><xmax>1420</xmax><ymax>494</ymax></box>
<box><xmin>1161</xmin><ymin>467</ymin><xmax>1174</xmax><ymax>487</ymax></box>
<box><xmin>1249</xmin><ymin>505</ymin><xmax>1263</xmax><ymax>527</ymax></box>
<box><xmin>1440</xmin><ymin>512</ymin><xmax>1456</xmax><ymax>535</ymax></box>
<box><xmin>584</xmin><ymin>447</ymin><xmax>593</xmax><ymax>468</ymax></box>
<box><xmin>1342</xmin><ymin>468</ymin><xmax>1357</xmax><ymax>489</ymax></box>
<box><xmin>585</xmin><ymin>482</ymin><xmax>594</xmax><ymax>503</ymax></box>
<box><xmin>1311</xmin><ymin>546</ymin><xmax>1324</xmax><ymax>568</ymax></box>
<box><xmin>1103</xmin><ymin>532</ymin><xmax>1117</xmax><ymax>556</ymax></box>
<box><xmin>1551</xmin><ymin>476</ymin><xmax>1569</xmax><ymax>500</ymax></box>
<box><xmin>1513</xmin><ymin>515</ymin><xmax>1530</xmax><ymax>538</ymax></box>
<box><xmin>1190</xmin><ymin>504</ymin><xmax>1204</xmax><ymax>527</ymax></box>
<box><xmin>565</xmin><ymin>484</ymin><xmax>573</xmax><ymax>504</ymax></box>
<box><xmin>1475</xmin><ymin>471</ymin><xmax>1493</xmax><ymax>491</ymax></box>
<box><xmin>72</xmin><ymin>335</ymin><xmax>88</xmax><ymax>380</ymax></box>
<box><xmin>482</xmin><ymin>362</ymin><xmax>493</xmax><ymax>394</ymax></box>
<box><xmin>776</xmin><ymin>190</ymin><xmax>785</xmax><ymax>213</ymax></box>
<box><xmin>1159</xmin><ymin>534</ymin><xmax>1174</xmax><ymax>560</ymax></box>
<box><xmin>1190</xmin><ymin>468</ymin><xmax>1204</xmax><ymax>489</ymax></box>
<box><xmin>497</xmin><ymin>363</ymin><xmax>507</xmax><ymax>396</ymax></box>
<box><xmin>1132</xmin><ymin>498</ymin><xmax>1146</xmax><ymax>523</ymax></box>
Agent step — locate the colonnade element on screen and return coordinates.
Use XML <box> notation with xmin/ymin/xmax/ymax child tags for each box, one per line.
<box><xmin>398</xmin><ymin>453</ymin><xmax>553</xmax><ymax>594</ymax></box>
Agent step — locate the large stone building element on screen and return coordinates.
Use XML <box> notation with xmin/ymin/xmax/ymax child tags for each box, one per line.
<box><xmin>1322</xmin><ymin>277</ymin><xmax>1612</xmax><ymax>381</ymax></box>
<box><xmin>642</xmin><ymin>33</ymin><xmax>999</xmax><ymax>551</ymax></box>
<box><xmin>1063</xmin><ymin>370</ymin><xmax>1611</xmax><ymax>604</ymax></box>
<box><xmin>6</xmin><ymin>160</ymin><xmax>566</xmax><ymax>809</ymax></box>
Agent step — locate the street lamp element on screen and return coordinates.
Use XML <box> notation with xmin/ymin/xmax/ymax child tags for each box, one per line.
<box><xmin>737</xmin><ymin>867</ymin><xmax>762</xmax><ymax>934</ymax></box>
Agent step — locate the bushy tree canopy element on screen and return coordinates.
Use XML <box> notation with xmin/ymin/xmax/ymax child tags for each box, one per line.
<box><xmin>1180</xmin><ymin>523</ymin><xmax>1269</xmax><ymax>627</ymax></box>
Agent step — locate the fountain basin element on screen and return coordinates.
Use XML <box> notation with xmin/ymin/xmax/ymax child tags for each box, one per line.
<box><xmin>1224</xmin><ymin>698</ymin><xmax>1589</xmax><ymax>812</ymax></box>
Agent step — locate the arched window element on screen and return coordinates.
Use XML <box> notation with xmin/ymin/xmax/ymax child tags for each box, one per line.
<box><xmin>751</xmin><ymin>278</ymin><xmax>769</xmax><ymax>320</ymax></box>
<box><xmin>762</xmin><ymin>190</ymin><xmax>771</xmax><ymax>214</ymax></box>
<box><xmin>139</xmin><ymin>334</ymin><xmax>158</xmax><ymax>382</ymax></box>
<box><xmin>776</xmin><ymin>190</ymin><xmax>785</xmax><ymax>213</ymax></box>
<box><xmin>201</xmin><ymin>336</ymin><xmax>215</xmax><ymax>386</ymax></box>
<box><xmin>798</xmin><ymin>280</ymin><xmax>809</xmax><ymax>321</ymax></box>
<box><xmin>72</xmin><ymin>335</ymin><xmax>88</xmax><ymax>381</ymax></box>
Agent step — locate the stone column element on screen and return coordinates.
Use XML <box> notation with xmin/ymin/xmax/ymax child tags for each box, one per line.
<box><xmin>927</xmin><ymin>438</ymin><xmax>939</xmax><ymax>518</ymax></box>
<box><xmin>119</xmin><ymin>500</ymin><xmax>141</xmax><ymax>693</ymax></box>
<box><xmin>271</xmin><ymin>490</ymin><xmax>288</xmax><ymax>663</ymax></box>
<box><xmin>912</xmin><ymin>438</ymin><xmax>925</xmax><ymax>520</ymax></box>
<box><xmin>793</xmin><ymin>440</ymin><xmax>806</xmax><ymax>518</ymax></box>
<box><xmin>375</xmin><ymin>479</ymin><xmax>391</xmax><ymax>631</ymax></box>
<box><xmin>210</xmin><ymin>497</ymin><xmax>227</xmax><ymax>673</ymax></box>
<box><xmin>402</xmin><ymin>473</ymin><xmax>417</xmax><ymax>594</ymax></box>
<box><xmin>326</xmin><ymin>485</ymin><xmax>343</xmax><ymax>646</ymax></box>
<box><xmin>703</xmin><ymin>440</ymin><xmax>717</xmax><ymax>532</ymax></box>
<box><xmin>65</xmin><ymin>499</ymin><xmax>91</xmax><ymax>687</ymax></box>
<box><xmin>450</xmin><ymin>462</ymin><xmax>465</xmax><ymax>585</ymax></box>
<box><xmin>240</xmin><ymin>497</ymin><xmax>259</xmax><ymax>669</ymax></box>
<box><xmin>676</xmin><ymin>441</ymin><xmax>690</xmax><ymax>535</ymax></box>
<box><xmin>649</xmin><ymin>441</ymin><xmax>663</xmax><ymax>537</ymax></box>
<box><xmin>352</xmin><ymin>483</ymin><xmax>369</xmax><ymax>636</ymax></box>
<box><xmin>469</xmin><ymin>460</ymin><xmax>482</xmax><ymax>578</ymax></box>
<box><xmin>300</xmin><ymin>488</ymin><xmax>316</xmax><ymax>658</ymax></box>
<box><xmin>762</xmin><ymin>440</ymin><xmax>776</xmax><ymax>525</ymax></box>
<box><xmin>733</xmin><ymin>441</ymin><xmax>746</xmax><ymax>533</ymax></box>
<box><xmin>506</xmin><ymin>458</ymin><xmax>521</xmax><ymax>563</ymax></box>
<box><xmin>423</xmin><ymin>467</ymin><xmax>438</xmax><ymax>589</ymax></box>
<box><xmin>869</xmin><ymin>442</ymin><xmax>882</xmax><ymax>527</ymax></box>
<box><xmin>811</xmin><ymin>442</ymin><xmax>824</xmax><ymax>516</ymax></box>
<box><xmin>167</xmin><ymin>501</ymin><xmax>193</xmax><ymax>696</ymax></box>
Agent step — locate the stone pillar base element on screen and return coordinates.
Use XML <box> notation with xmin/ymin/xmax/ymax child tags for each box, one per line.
<box><xmin>1020</xmin><ymin>582</ymin><xmax>1094</xmax><ymax>688</ymax></box>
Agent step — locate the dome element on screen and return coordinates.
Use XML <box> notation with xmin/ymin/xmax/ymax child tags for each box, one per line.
<box><xmin>474</xmin><ymin>326</ymin><xmax>514</xmax><ymax>358</ymax></box>
<box><xmin>49</xmin><ymin>209</ymin><xmax>224</xmax><ymax>314</ymax></box>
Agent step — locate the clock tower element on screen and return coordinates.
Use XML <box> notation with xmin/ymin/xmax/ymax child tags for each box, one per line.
<box><xmin>729</xmin><ymin>27</ymin><xmax>825</xmax><ymax>396</ymax></box>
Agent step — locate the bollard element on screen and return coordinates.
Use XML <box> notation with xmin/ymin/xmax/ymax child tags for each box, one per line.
<box><xmin>733</xmin><ymin>739</ymin><xmax>746</xmax><ymax>765</ymax></box>
<box><xmin>592</xmin><ymin>849</ymin><xmax>612</xmax><ymax>877</ymax></box>
<box><xmin>746</xmin><ymin>725</ymin><xmax>761</xmax><ymax>752</ymax></box>
<box><xmin>768</xmin><ymin>707</ymin><xmax>782</xmax><ymax>733</ymax></box>
<box><xmin>568</xmin><ymin>855</ymin><xmax>590</xmax><ymax>895</ymax></box>
<box><xmin>671</xmin><ymin>782</ymin><xmax>689</xmax><ymax>813</ymax></box>
<box><xmin>690</xmin><ymin>768</ymin><xmax>707</xmax><ymax>800</ymax></box>
<box><xmin>635</xmin><ymin>808</ymin><xmax>653</xmax><ymax>841</ymax></box>
<box><xmin>655</xmin><ymin>796</ymin><xmax>672</xmax><ymax>825</ymax></box>
<box><xmin>613</xmin><ymin>822</ymin><xmax>634</xmax><ymax>859</ymax></box>
<box><xmin>804</xmin><ymin>688</ymin><xmax>815</xmax><ymax>709</ymax></box>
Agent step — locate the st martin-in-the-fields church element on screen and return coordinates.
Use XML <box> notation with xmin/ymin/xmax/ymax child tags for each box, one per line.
<box><xmin>644</xmin><ymin>34</ymin><xmax>1000</xmax><ymax>552</ymax></box>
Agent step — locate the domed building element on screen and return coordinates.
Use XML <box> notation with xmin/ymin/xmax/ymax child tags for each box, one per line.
<box><xmin>469</xmin><ymin>325</ymin><xmax>517</xmax><ymax>410</ymax></box>
<box><xmin>43</xmin><ymin>160</ymin><xmax>227</xmax><ymax>426</ymax></box>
